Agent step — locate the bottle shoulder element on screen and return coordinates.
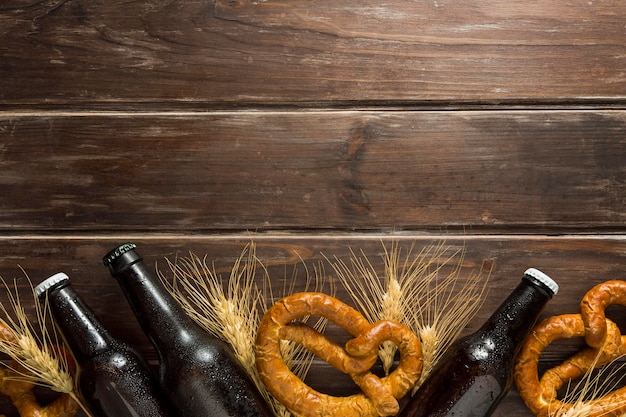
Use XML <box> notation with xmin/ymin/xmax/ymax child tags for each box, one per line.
<box><xmin>85</xmin><ymin>346</ymin><xmax>147</xmax><ymax>369</ymax></box>
<box><xmin>161</xmin><ymin>335</ymin><xmax>239</xmax><ymax>369</ymax></box>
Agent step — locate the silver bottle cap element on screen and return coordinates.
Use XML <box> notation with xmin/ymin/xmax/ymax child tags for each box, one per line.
<box><xmin>524</xmin><ymin>268</ymin><xmax>559</xmax><ymax>295</ymax></box>
<box><xmin>34</xmin><ymin>272</ymin><xmax>70</xmax><ymax>298</ymax></box>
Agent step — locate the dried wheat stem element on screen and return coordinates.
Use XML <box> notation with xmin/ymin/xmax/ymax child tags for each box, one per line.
<box><xmin>159</xmin><ymin>242</ymin><xmax>333</xmax><ymax>417</ymax></box>
<box><xmin>331</xmin><ymin>241</ymin><xmax>490</xmax><ymax>390</ymax></box>
<box><xmin>549</xmin><ymin>354</ymin><xmax>626</xmax><ymax>417</ymax></box>
<box><xmin>0</xmin><ymin>277</ymin><xmax>93</xmax><ymax>417</ymax></box>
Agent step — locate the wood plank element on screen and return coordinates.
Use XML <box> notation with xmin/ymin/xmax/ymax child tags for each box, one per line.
<box><xmin>1</xmin><ymin>0</ymin><xmax>625</xmax><ymax>105</ymax></box>
<box><xmin>0</xmin><ymin>110</ymin><xmax>625</xmax><ymax>231</ymax></box>
<box><xmin>1</xmin><ymin>234</ymin><xmax>625</xmax><ymax>416</ymax></box>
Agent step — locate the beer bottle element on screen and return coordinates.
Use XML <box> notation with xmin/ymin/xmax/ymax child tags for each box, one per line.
<box><xmin>35</xmin><ymin>273</ymin><xmax>175</xmax><ymax>417</ymax></box>
<box><xmin>102</xmin><ymin>243</ymin><xmax>273</xmax><ymax>417</ymax></box>
<box><xmin>398</xmin><ymin>268</ymin><xmax>559</xmax><ymax>417</ymax></box>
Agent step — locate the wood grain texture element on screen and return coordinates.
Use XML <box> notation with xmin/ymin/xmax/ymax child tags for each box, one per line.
<box><xmin>0</xmin><ymin>234</ymin><xmax>625</xmax><ymax>416</ymax></box>
<box><xmin>1</xmin><ymin>0</ymin><xmax>625</xmax><ymax>105</ymax></box>
<box><xmin>2</xmin><ymin>0</ymin><xmax>625</xmax><ymax>416</ymax></box>
<box><xmin>1</xmin><ymin>110</ymin><xmax>625</xmax><ymax>231</ymax></box>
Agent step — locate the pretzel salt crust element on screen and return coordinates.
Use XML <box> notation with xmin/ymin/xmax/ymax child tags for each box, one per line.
<box><xmin>255</xmin><ymin>292</ymin><xmax>423</xmax><ymax>417</ymax></box>
<box><xmin>515</xmin><ymin>280</ymin><xmax>626</xmax><ymax>417</ymax></box>
<box><xmin>0</xmin><ymin>323</ymin><xmax>78</xmax><ymax>417</ymax></box>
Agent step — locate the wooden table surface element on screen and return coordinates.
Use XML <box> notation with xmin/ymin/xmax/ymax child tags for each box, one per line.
<box><xmin>1</xmin><ymin>1</ymin><xmax>626</xmax><ymax>416</ymax></box>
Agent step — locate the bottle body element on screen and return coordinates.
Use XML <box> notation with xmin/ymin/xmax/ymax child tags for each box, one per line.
<box><xmin>35</xmin><ymin>273</ymin><xmax>174</xmax><ymax>417</ymax></box>
<box><xmin>103</xmin><ymin>243</ymin><xmax>273</xmax><ymax>417</ymax></box>
<box><xmin>399</xmin><ymin>268</ymin><xmax>559</xmax><ymax>417</ymax></box>
<box><xmin>78</xmin><ymin>346</ymin><xmax>171</xmax><ymax>417</ymax></box>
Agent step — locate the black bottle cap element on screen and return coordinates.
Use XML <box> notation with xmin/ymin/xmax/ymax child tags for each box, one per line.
<box><xmin>103</xmin><ymin>243</ymin><xmax>143</xmax><ymax>275</ymax></box>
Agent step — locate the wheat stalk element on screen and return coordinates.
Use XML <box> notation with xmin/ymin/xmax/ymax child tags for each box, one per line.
<box><xmin>159</xmin><ymin>242</ymin><xmax>332</xmax><ymax>417</ymax></box>
<box><xmin>330</xmin><ymin>241</ymin><xmax>491</xmax><ymax>390</ymax></box>
<box><xmin>162</xmin><ymin>246</ymin><xmax>262</xmax><ymax>374</ymax></box>
<box><xmin>272</xmin><ymin>259</ymin><xmax>334</xmax><ymax>382</ymax></box>
<box><xmin>0</xmin><ymin>276</ymin><xmax>92</xmax><ymax>416</ymax></box>
<box><xmin>548</xmin><ymin>354</ymin><xmax>626</xmax><ymax>417</ymax></box>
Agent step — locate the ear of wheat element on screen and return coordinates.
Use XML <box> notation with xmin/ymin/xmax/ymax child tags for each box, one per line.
<box><xmin>158</xmin><ymin>242</ymin><xmax>333</xmax><ymax>417</ymax></box>
<box><xmin>0</xmin><ymin>276</ymin><xmax>92</xmax><ymax>416</ymax></box>
<box><xmin>160</xmin><ymin>241</ymin><xmax>489</xmax><ymax>414</ymax></box>
<box><xmin>330</xmin><ymin>241</ymin><xmax>491</xmax><ymax>390</ymax></box>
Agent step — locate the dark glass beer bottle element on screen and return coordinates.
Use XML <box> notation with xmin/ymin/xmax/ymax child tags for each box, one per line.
<box><xmin>398</xmin><ymin>268</ymin><xmax>559</xmax><ymax>417</ymax></box>
<box><xmin>102</xmin><ymin>243</ymin><xmax>273</xmax><ymax>417</ymax></box>
<box><xmin>35</xmin><ymin>273</ymin><xmax>174</xmax><ymax>417</ymax></box>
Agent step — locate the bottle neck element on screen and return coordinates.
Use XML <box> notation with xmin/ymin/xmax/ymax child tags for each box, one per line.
<box><xmin>478</xmin><ymin>277</ymin><xmax>553</xmax><ymax>347</ymax></box>
<box><xmin>111</xmin><ymin>259</ymin><xmax>200</xmax><ymax>351</ymax></box>
<box><xmin>46</xmin><ymin>283</ymin><xmax>112</xmax><ymax>362</ymax></box>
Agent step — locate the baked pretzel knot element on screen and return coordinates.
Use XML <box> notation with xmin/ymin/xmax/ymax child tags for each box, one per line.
<box><xmin>580</xmin><ymin>280</ymin><xmax>626</xmax><ymax>349</ymax></box>
<box><xmin>255</xmin><ymin>292</ymin><xmax>423</xmax><ymax>417</ymax></box>
<box><xmin>0</xmin><ymin>323</ymin><xmax>78</xmax><ymax>417</ymax></box>
<box><xmin>515</xmin><ymin>280</ymin><xmax>626</xmax><ymax>417</ymax></box>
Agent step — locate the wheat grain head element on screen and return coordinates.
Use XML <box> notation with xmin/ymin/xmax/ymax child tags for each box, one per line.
<box><xmin>159</xmin><ymin>242</ymin><xmax>333</xmax><ymax>417</ymax></box>
<box><xmin>0</xmin><ymin>275</ymin><xmax>92</xmax><ymax>416</ymax></box>
<box><xmin>330</xmin><ymin>241</ymin><xmax>491</xmax><ymax>389</ymax></box>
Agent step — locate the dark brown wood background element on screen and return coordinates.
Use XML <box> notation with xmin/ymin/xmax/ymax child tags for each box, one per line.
<box><xmin>1</xmin><ymin>1</ymin><xmax>626</xmax><ymax>416</ymax></box>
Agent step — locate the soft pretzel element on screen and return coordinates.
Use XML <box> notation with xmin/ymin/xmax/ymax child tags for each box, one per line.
<box><xmin>0</xmin><ymin>323</ymin><xmax>78</xmax><ymax>417</ymax></box>
<box><xmin>255</xmin><ymin>292</ymin><xmax>423</xmax><ymax>417</ymax></box>
<box><xmin>0</xmin><ymin>363</ymin><xmax>78</xmax><ymax>417</ymax></box>
<box><xmin>516</xmin><ymin>278</ymin><xmax>626</xmax><ymax>417</ymax></box>
<box><xmin>515</xmin><ymin>313</ymin><xmax>626</xmax><ymax>417</ymax></box>
<box><xmin>580</xmin><ymin>280</ymin><xmax>626</xmax><ymax>349</ymax></box>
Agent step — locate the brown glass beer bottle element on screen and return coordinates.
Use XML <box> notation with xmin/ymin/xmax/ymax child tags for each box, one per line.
<box><xmin>102</xmin><ymin>243</ymin><xmax>273</xmax><ymax>417</ymax></box>
<box><xmin>398</xmin><ymin>268</ymin><xmax>559</xmax><ymax>417</ymax></box>
<box><xmin>35</xmin><ymin>273</ymin><xmax>175</xmax><ymax>417</ymax></box>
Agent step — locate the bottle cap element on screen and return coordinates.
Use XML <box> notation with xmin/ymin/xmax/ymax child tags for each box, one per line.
<box><xmin>103</xmin><ymin>243</ymin><xmax>142</xmax><ymax>275</ymax></box>
<box><xmin>34</xmin><ymin>272</ymin><xmax>70</xmax><ymax>298</ymax></box>
<box><xmin>524</xmin><ymin>268</ymin><xmax>559</xmax><ymax>295</ymax></box>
